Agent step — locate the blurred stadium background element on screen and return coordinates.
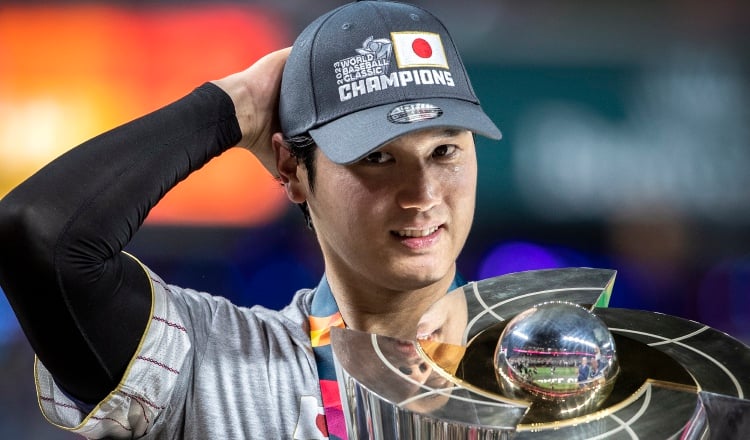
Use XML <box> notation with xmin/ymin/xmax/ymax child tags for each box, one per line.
<box><xmin>1</xmin><ymin>0</ymin><xmax>748</xmax><ymax>437</ymax></box>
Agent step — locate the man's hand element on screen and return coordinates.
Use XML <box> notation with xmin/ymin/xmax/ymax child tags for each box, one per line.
<box><xmin>211</xmin><ymin>47</ymin><xmax>292</xmax><ymax>178</ymax></box>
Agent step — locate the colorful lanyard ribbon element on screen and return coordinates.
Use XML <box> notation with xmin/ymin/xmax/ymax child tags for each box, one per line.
<box><xmin>309</xmin><ymin>273</ymin><xmax>465</xmax><ymax>440</ymax></box>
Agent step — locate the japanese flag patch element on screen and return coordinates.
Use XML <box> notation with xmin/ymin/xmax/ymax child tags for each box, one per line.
<box><xmin>391</xmin><ymin>31</ymin><xmax>449</xmax><ymax>69</ymax></box>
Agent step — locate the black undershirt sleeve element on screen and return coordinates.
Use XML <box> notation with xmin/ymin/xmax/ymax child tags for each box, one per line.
<box><xmin>0</xmin><ymin>83</ymin><xmax>242</xmax><ymax>403</ymax></box>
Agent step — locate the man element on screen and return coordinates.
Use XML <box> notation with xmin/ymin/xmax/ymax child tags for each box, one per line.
<box><xmin>0</xmin><ymin>1</ymin><xmax>500</xmax><ymax>438</ymax></box>
<box><xmin>577</xmin><ymin>357</ymin><xmax>591</xmax><ymax>386</ymax></box>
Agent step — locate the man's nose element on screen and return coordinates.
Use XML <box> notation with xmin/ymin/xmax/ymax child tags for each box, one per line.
<box><xmin>396</xmin><ymin>166</ymin><xmax>440</xmax><ymax>212</ymax></box>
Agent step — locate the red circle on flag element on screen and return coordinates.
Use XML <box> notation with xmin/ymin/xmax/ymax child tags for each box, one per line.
<box><xmin>412</xmin><ymin>38</ymin><xmax>432</xmax><ymax>58</ymax></box>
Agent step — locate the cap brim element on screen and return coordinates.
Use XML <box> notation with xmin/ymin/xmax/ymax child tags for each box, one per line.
<box><xmin>308</xmin><ymin>98</ymin><xmax>501</xmax><ymax>164</ymax></box>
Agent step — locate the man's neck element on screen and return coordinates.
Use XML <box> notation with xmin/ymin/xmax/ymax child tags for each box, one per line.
<box><xmin>325</xmin><ymin>268</ymin><xmax>457</xmax><ymax>341</ymax></box>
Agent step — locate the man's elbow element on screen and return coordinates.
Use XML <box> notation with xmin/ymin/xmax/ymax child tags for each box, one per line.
<box><xmin>0</xmin><ymin>195</ymin><xmax>56</xmax><ymax>272</ymax></box>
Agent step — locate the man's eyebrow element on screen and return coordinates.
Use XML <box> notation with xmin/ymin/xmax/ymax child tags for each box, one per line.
<box><xmin>432</xmin><ymin>128</ymin><xmax>468</xmax><ymax>139</ymax></box>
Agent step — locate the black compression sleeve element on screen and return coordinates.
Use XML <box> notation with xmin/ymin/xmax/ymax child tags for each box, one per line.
<box><xmin>0</xmin><ymin>83</ymin><xmax>242</xmax><ymax>403</ymax></box>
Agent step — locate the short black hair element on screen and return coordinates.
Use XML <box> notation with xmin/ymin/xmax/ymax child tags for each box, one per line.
<box><xmin>284</xmin><ymin>134</ymin><xmax>317</xmax><ymax>229</ymax></box>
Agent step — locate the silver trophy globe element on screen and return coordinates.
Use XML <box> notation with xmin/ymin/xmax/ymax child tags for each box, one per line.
<box><xmin>330</xmin><ymin>268</ymin><xmax>750</xmax><ymax>439</ymax></box>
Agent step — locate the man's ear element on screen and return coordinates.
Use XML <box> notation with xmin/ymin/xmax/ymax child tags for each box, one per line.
<box><xmin>272</xmin><ymin>132</ymin><xmax>308</xmax><ymax>203</ymax></box>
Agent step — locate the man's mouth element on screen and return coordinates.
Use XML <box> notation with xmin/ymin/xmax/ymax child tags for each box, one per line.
<box><xmin>393</xmin><ymin>225</ymin><xmax>440</xmax><ymax>238</ymax></box>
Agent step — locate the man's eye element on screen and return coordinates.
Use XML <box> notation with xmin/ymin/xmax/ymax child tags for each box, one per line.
<box><xmin>433</xmin><ymin>144</ymin><xmax>457</xmax><ymax>158</ymax></box>
<box><xmin>363</xmin><ymin>151</ymin><xmax>393</xmax><ymax>164</ymax></box>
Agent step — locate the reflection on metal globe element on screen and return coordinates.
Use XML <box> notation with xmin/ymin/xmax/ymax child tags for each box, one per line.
<box><xmin>494</xmin><ymin>301</ymin><xmax>619</xmax><ymax>422</ymax></box>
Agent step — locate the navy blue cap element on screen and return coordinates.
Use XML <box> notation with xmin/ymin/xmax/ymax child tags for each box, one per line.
<box><xmin>279</xmin><ymin>0</ymin><xmax>501</xmax><ymax>164</ymax></box>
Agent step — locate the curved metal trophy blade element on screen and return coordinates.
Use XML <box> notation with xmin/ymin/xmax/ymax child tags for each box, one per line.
<box><xmin>330</xmin><ymin>268</ymin><xmax>750</xmax><ymax>439</ymax></box>
<box><xmin>331</xmin><ymin>328</ymin><xmax>527</xmax><ymax>439</ymax></box>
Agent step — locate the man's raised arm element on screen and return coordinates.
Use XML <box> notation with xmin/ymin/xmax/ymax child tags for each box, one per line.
<box><xmin>0</xmin><ymin>48</ymin><xmax>289</xmax><ymax>404</ymax></box>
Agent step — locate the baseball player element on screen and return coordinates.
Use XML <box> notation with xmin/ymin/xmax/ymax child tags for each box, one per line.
<box><xmin>0</xmin><ymin>1</ymin><xmax>501</xmax><ymax>438</ymax></box>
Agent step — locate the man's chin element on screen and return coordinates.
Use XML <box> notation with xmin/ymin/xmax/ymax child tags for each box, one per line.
<box><xmin>387</xmin><ymin>267</ymin><xmax>454</xmax><ymax>292</ymax></box>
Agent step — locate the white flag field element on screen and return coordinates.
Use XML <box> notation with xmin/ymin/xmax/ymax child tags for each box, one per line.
<box><xmin>391</xmin><ymin>32</ymin><xmax>449</xmax><ymax>69</ymax></box>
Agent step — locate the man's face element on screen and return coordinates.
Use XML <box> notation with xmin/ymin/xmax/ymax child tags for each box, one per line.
<box><xmin>304</xmin><ymin>127</ymin><xmax>477</xmax><ymax>293</ymax></box>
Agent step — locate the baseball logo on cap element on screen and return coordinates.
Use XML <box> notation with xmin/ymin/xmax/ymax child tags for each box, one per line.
<box><xmin>356</xmin><ymin>36</ymin><xmax>393</xmax><ymax>62</ymax></box>
<box><xmin>333</xmin><ymin>32</ymin><xmax>455</xmax><ymax>103</ymax></box>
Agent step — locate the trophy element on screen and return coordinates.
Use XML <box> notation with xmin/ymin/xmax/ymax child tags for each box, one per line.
<box><xmin>330</xmin><ymin>268</ymin><xmax>750</xmax><ymax>439</ymax></box>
